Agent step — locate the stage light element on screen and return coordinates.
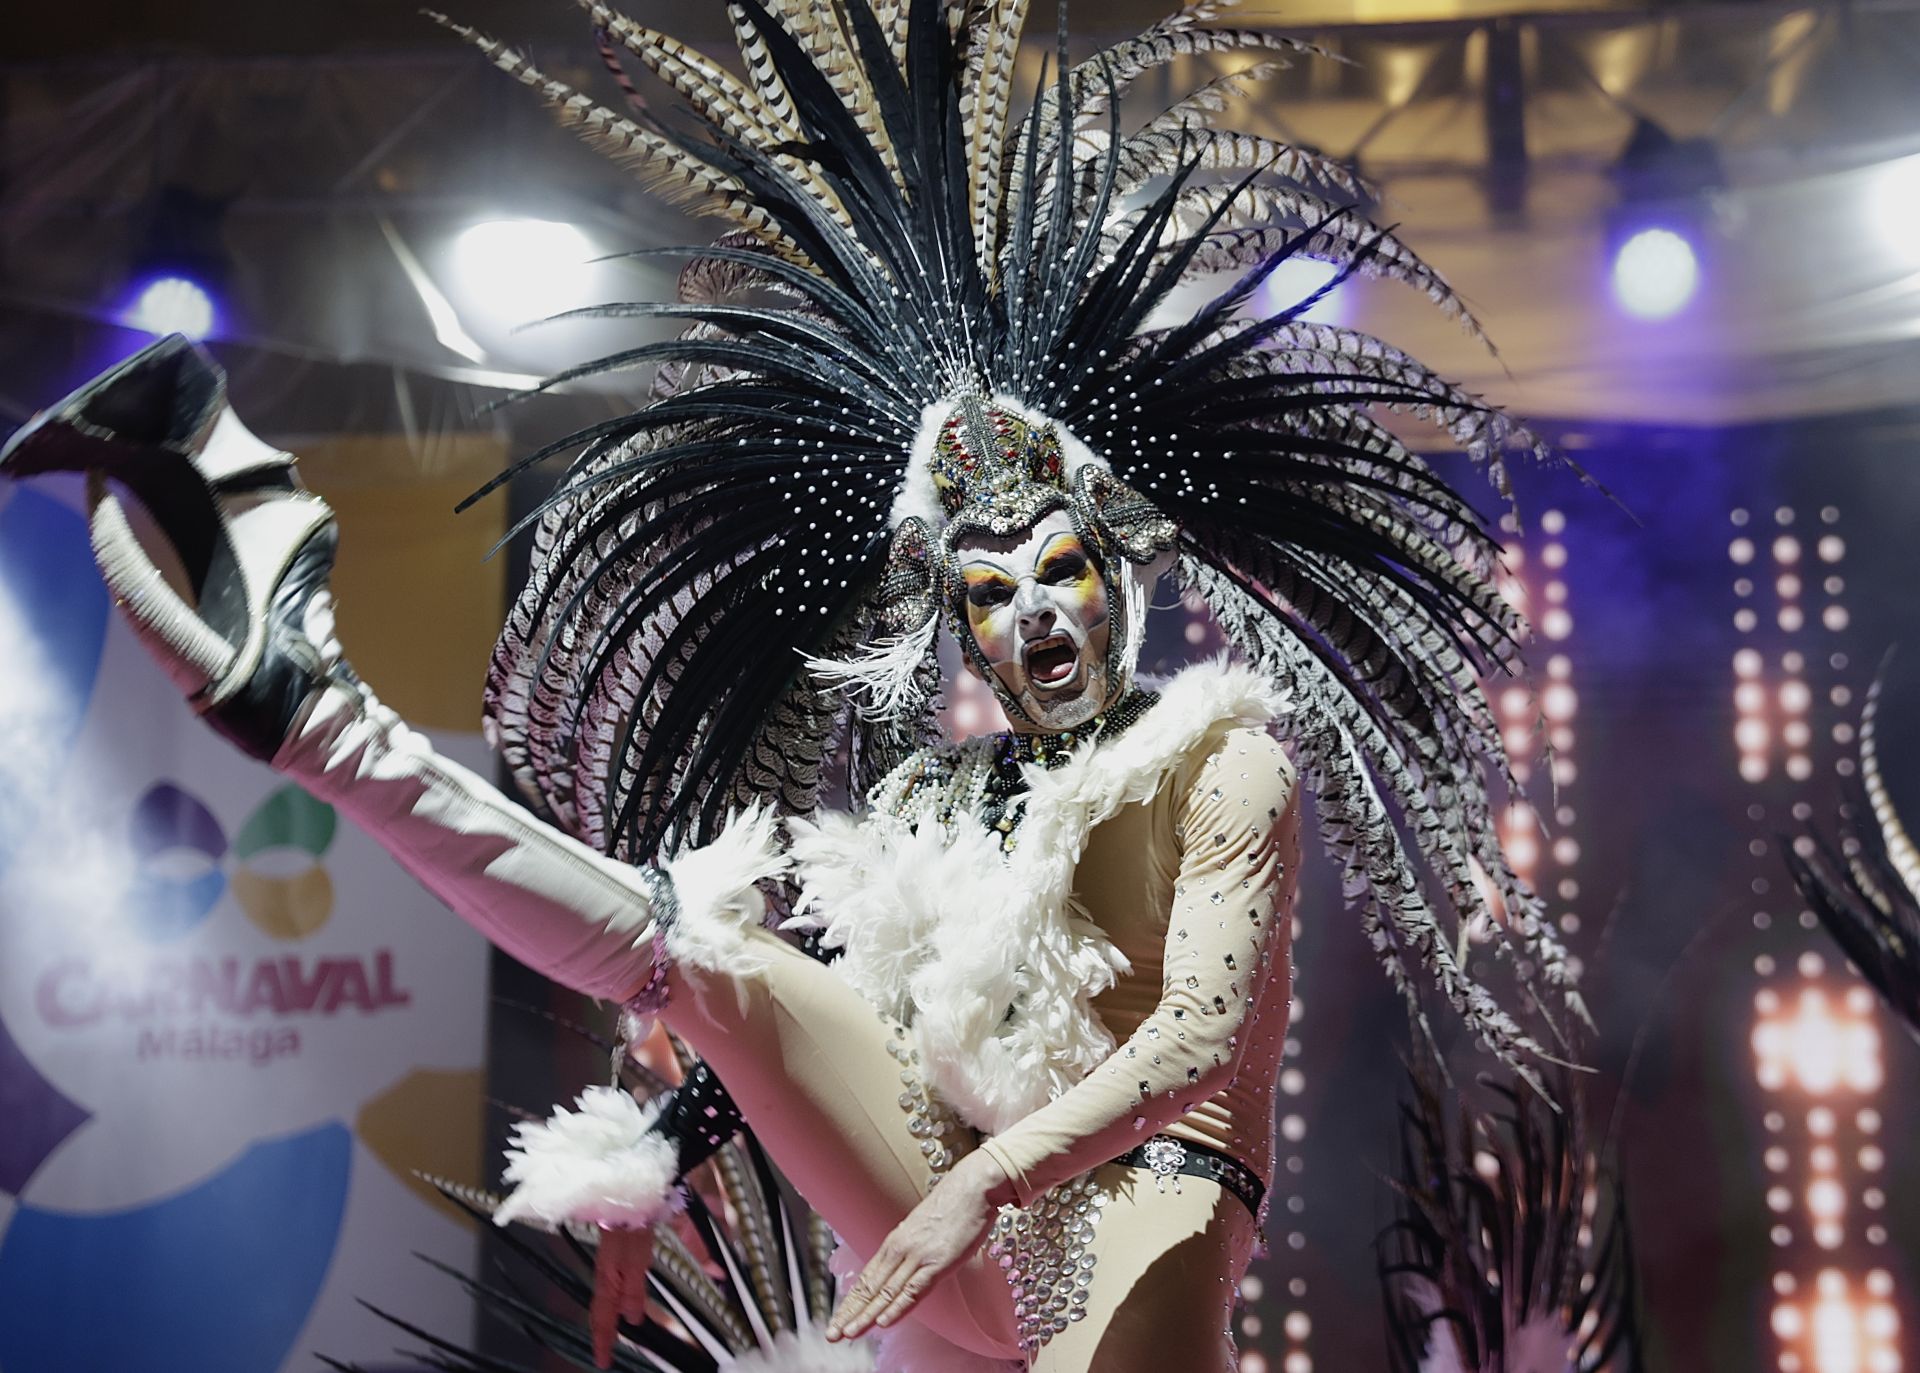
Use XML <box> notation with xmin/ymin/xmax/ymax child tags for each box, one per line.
<box><xmin>1812</xmin><ymin>1284</ymin><xmax>1865</xmax><ymax>1373</ymax></box>
<box><xmin>451</xmin><ymin>218</ymin><xmax>596</xmax><ymax>326</ymax></box>
<box><xmin>1753</xmin><ymin>990</ymin><xmax>1884</xmax><ymax>1096</ymax></box>
<box><xmin>1256</xmin><ymin>256</ymin><xmax>1344</xmax><ymax>324</ymax></box>
<box><xmin>1867</xmin><ymin>155</ymin><xmax>1920</xmax><ymax>264</ymax></box>
<box><xmin>1543</xmin><ymin>683</ymin><xmax>1578</xmax><ymax>721</ymax></box>
<box><xmin>1612</xmin><ymin>227</ymin><xmax>1698</xmax><ymax>319</ymax></box>
<box><xmin>124</xmin><ymin>275</ymin><xmax>216</xmax><ymax>340</ymax></box>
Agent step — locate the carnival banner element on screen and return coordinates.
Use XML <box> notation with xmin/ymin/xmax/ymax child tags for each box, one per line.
<box><xmin>0</xmin><ymin>476</ymin><xmax>492</xmax><ymax>1373</ymax></box>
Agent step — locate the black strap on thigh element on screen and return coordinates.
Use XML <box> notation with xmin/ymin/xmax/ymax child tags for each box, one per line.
<box><xmin>1112</xmin><ymin>1135</ymin><xmax>1265</xmax><ymax>1220</ymax></box>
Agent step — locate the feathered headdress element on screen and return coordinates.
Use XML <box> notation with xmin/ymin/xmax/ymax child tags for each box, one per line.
<box><xmin>1787</xmin><ymin>659</ymin><xmax>1920</xmax><ymax>1040</ymax></box>
<box><xmin>449</xmin><ymin>0</ymin><xmax>1582</xmax><ymax>1073</ymax></box>
<box><xmin>1378</xmin><ymin>1058</ymin><xmax>1645</xmax><ymax>1373</ymax></box>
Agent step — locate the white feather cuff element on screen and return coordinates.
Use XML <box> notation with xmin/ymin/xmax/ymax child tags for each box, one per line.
<box><xmin>659</xmin><ymin>804</ymin><xmax>792</xmax><ymax>974</ymax></box>
<box><xmin>494</xmin><ymin>1086</ymin><xmax>684</xmax><ymax>1232</ymax></box>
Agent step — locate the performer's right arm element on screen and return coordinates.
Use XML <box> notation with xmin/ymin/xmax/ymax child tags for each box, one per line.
<box><xmin>976</xmin><ymin>726</ymin><xmax>1299</xmax><ymax>1204</ymax></box>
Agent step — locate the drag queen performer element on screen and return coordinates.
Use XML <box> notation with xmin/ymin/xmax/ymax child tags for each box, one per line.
<box><xmin>1</xmin><ymin>1</ymin><xmax>1584</xmax><ymax>1368</ymax></box>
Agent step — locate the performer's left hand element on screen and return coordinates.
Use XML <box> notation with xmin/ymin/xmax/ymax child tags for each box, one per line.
<box><xmin>825</xmin><ymin>1149</ymin><xmax>1012</xmax><ymax>1342</ymax></box>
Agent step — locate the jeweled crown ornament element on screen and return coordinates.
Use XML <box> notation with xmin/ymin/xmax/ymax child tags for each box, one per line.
<box><xmin>932</xmin><ymin>388</ymin><xmax>1071</xmax><ymax>539</ymax></box>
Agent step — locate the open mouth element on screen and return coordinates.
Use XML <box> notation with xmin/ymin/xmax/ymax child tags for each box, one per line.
<box><xmin>1023</xmin><ymin>633</ymin><xmax>1081</xmax><ymax>689</ymax></box>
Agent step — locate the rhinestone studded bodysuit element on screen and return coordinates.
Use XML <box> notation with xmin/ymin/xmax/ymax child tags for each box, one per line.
<box><xmin>870</xmin><ymin>701</ymin><xmax>1301</xmax><ymax>1355</ymax></box>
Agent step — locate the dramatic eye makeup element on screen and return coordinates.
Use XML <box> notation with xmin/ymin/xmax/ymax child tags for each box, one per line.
<box><xmin>1037</xmin><ymin>541</ymin><xmax>1091</xmax><ymax>586</ymax></box>
<box><xmin>962</xmin><ymin>568</ymin><xmax>1016</xmax><ymax>610</ymax></box>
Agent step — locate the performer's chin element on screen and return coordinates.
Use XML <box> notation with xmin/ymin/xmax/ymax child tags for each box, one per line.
<box><xmin>1014</xmin><ymin>657</ymin><xmax>1112</xmax><ymax>733</ymax></box>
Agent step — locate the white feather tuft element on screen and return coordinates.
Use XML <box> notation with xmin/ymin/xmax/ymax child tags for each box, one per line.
<box><xmin>801</xmin><ymin>615</ymin><xmax>938</xmax><ymax>722</ymax></box>
<box><xmin>494</xmin><ymin>1085</ymin><xmax>683</xmax><ymax>1232</ymax></box>
<box><xmin>661</xmin><ymin>804</ymin><xmax>792</xmax><ymax>974</ymax></box>
<box><xmin>719</xmin><ymin>1324</ymin><xmax>877</xmax><ymax>1372</ymax></box>
<box><xmin>1115</xmin><ymin>556</ymin><xmax>1156</xmax><ymax>686</ymax></box>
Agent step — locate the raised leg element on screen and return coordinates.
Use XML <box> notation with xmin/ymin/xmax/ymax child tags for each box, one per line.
<box><xmin>3</xmin><ymin>338</ymin><xmax>1023</xmax><ymax>1359</ymax></box>
<box><xmin>666</xmin><ymin>930</ymin><xmax>1021</xmax><ymax>1359</ymax></box>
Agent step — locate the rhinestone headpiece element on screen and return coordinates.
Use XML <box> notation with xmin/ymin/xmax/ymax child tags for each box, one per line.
<box><xmin>930</xmin><ymin>389</ymin><xmax>1070</xmax><ymax>539</ymax></box>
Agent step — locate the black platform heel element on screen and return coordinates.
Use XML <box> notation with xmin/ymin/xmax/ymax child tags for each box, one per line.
<box><xmin>0</xmin><ymin>334</ymin><xmax>345</xmax><ymax>760</ymax></box>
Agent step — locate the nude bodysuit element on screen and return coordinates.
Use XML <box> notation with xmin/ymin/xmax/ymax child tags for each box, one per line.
<box><xmin>278</xmin><ymin>669</ymin><xmax>1300</xmax><ymax>1371</ymax></box>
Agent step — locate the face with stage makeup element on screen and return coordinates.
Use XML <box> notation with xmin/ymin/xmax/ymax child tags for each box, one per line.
<box><xmin>953</xmin><ymin>510</ymin><xmax>1117</xmax><ymax>734</ymax></box>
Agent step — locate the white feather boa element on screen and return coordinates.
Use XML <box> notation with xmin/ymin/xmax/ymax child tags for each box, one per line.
<box><xmin>787</xmin><ymin>659</ymin><xmax>1288</xmax><ymax>1132</ymax></box>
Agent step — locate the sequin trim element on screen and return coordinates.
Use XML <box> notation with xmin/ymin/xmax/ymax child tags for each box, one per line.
<box><xmin>987</xmin><ymin>1173</ymin><xmax>1108</xmax><ymax>1353</ymax></box>
<box><xmin>885</xmin><ymin>1022</ymin><xmax>965</xmax><ymax>1186</ymax></box>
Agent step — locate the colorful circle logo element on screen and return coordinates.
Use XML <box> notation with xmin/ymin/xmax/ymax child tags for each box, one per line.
<box><xmin>125</xmin><ymin>782</ymin><xmax>338</xmax><ymax>943</ymax></box>
<box><xmin>231</xmin><ymin>785</ymin><xmax>338</xmax><ymax>941</ymax></box>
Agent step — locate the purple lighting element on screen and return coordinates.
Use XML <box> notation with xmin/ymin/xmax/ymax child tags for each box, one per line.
<box><xmin>1611</xmin><ymin>227</ymin><xmax>1698</xmax><ymax>320</ymax></box>
<box><xmin>124</xmin><ymin>275</ymin><xmax>217</xmax><ymax>341</ymax></box>
<box><xmin>1256</xmin><ymin>256</ymin><xmax>1345</xmax><ymax>325</ymax></box>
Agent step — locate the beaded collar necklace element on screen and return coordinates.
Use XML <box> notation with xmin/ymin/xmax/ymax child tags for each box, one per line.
<box><xmin>874</xmin><ymin>688</ymin><xmax>1160</xmax><ymax>852</ymax></box>
<box><xmin>976</xmin><ymin>688</ymin><xmax>1157</xmax><ymax>844</ymax></box>
<box><xmin>991</xmin><ymin>688</ymin><xmax>1157</xmax><ymax>772</ymax></box>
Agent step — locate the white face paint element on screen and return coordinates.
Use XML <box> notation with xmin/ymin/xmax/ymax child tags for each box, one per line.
<box><xmin>955</xmin><ymin>510</ymin><xmax>1115</xmax><ymax>733</ymax></box>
